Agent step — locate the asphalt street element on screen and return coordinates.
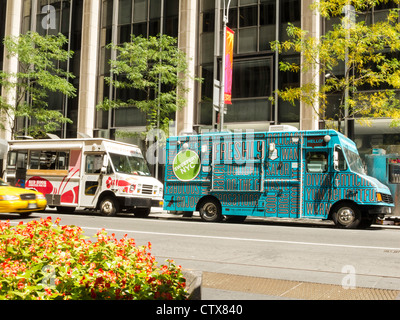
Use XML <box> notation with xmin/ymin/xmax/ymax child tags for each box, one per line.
<box><xmin>1</xmin><ymin>208</ymin><xmax>400</xmax><ymax>300</ymax></box>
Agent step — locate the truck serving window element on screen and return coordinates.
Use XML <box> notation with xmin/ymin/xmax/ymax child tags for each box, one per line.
<box><xmin>109</xmin><ymin>152</ymin><xmax>151</xmax><ymax>176</ymax></box>
<box><xmin>306</xmin><ymin>152</ymin><xmax>328</xmax><ymax>173</ymax></box>
<box><xmin>29</xmin><ymin>151</ymin><xmax>69</xmax><ymax>170</ymax></box>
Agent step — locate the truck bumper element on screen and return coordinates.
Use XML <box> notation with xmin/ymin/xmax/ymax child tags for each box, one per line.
<box><xmin>122</xmin><ymin>197</ymin><xmax>163</xmax><ymax>208</ymax></box>
<box><xmin>363</xmin><ymin>205</ymin><xmax>392</xmax><ymax>215</ymax></box>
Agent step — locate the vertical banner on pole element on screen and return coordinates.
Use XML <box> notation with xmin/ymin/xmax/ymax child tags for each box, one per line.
<box><xmin>224</xmin><ymin>27</ymin><xmax>234</xmax><ymax>105</ymax></box>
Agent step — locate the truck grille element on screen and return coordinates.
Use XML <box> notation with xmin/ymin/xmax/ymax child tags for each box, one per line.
<box><xmin>20</xmin><ymin>193</ymin><xmax>36</xmax><ymax>200</ymax></box>
<box><xmin>141</xmin><ymin>184</ymin><xmax>153</xmax><ymax>195</ymax></box>
<box><xmin>381</xmin><ymin>193</ymin><xmax>394</xmax><ymax>204</ymax></box>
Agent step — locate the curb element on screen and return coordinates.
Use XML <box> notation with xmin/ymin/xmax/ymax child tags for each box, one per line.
<box><xmin>182</xmin><ymin>269</ymin><xmax>202</xmax><ymax>300</ymax></box>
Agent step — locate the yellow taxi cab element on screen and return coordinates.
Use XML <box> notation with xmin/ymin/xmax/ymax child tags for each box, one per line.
<box><xmin>0</xmin><ymin>178</ymin><xmax>47</xmax><ymax>217</ymax></box>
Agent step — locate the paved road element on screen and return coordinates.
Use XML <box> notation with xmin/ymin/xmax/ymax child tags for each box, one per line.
<box><xmin>2</xmin><ymin>209</ymin><xmax>400</xmax><ymax>300</ymax></box>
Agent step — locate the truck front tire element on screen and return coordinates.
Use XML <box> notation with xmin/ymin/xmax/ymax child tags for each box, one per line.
<box><xmin>99</xmin><ymin>196</ymin><xmax>119</xmax><ymax>216</ymax></box>
<box><xmin>332</xmin><ymin>202</ymin><xmax>361</xmax><ymax>229</ymax></box>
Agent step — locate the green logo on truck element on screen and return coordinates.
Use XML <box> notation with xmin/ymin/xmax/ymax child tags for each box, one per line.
<box><xmin>173</xmin><ymin>150</ymin><xmax>201</xmax><ymax>181</ymax></box>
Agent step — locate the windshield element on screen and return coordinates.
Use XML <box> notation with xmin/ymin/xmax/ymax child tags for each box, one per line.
<box><xmin>343</xmin><ymin>147</ymin><xmax>366</xmax><ymax>175</ymax></box>
<box><xmin>109</xmin><ymin>152</ymin><xmax>151</xmax><ymax>176</ymax></box>
<box><xmin>0</xmin><ymin>178</ymin><xmax>8</xmax><ymax>186</ymax></box>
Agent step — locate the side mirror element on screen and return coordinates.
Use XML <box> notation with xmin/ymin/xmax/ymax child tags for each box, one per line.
<box><xmin>333</xmin><ymin>151</ymin><xmax>339</xmax><ymax>171</ymax></box>
<box><xmin>101</xmin><ymin>155</ymin><xmax>109</xmax><ymax>174</ymax></box>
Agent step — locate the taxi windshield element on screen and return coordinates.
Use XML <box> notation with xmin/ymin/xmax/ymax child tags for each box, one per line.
<box><xmin>109</xmin><ymin>152</ymin><xmax>151</xmax><ymax>176</ymax></box>
<box><xmin>343</xmin><ymin>147</ymin><xmax>366</xmax><ymax>175</ymax></box>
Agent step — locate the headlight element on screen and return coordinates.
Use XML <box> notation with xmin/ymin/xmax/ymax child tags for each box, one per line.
<box><xmin>0</xmin><ymin>195</ymin><xmax>20</xmax><ymax>201</ymax></box>
<box><xmin>36</xmin><ymin>194</ymin><xmax>46</xmax><ymax>200</ymax></box>
<box><xmin>130</xmin><ymin>184</ymin><xmax>136</xmax><ymax>192</ymax></box>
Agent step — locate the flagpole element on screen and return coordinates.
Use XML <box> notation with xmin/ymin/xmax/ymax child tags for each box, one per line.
<box><xmin>219</xmin><ymin>0</ymin><xmax>231</xmax><ymax>132</ymax></box>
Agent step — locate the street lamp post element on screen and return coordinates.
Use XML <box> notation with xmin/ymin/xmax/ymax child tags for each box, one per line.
<box><xmin>343</xmin><ymin>4</ymin><xmax>355</xmax><ymax>139</ymax></box>
<box><xmin>219</xmin><ymin>0</ymin><xmax>231</xmax><ymax>132</ymax></box>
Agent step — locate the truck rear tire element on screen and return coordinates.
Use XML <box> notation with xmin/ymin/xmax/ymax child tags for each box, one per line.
<box><xmin>199</xmin><ymin>198</ymin><xmax>223</xmax><ymax>222</ymax></box>
<box><xmin>134</xmin><ymin>208</ymin><xmax>150</xmax><ymax>218</ymax></box>
<box><xmin>332</xmin><ymin>202</ymin><xmax>361</xmax><ymax>229</ymax></box>
<box><xmin>56</xmin><ymin>206</ymin><xmax>76</xmax><ymax>214</ymax></box>
<box><xmin>99</xmin><ymin>196</ymin><xmax>119</xmax><ymax>216</ymax></box>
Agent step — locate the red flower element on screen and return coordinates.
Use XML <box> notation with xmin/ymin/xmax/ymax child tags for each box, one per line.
<box><xmin>91</xmin><ymin>288</ymin><xmax>97</xmax><ymax>299</ymax></box>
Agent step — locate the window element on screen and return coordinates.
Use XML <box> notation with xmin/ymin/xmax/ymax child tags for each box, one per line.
<box><xmin>85</xmin><ymin>154</ymin><xmax>104</xmax><ymax>174</ymax></box>
<box><xmin>334</xmin><ymin>146</ymin><xmax>347</xmax><ymax>171</ymax></box>
<box><xmin>109</xmin><ymin>152</ymin><xmax>151</xmax><ymax>176</ymax></box>
<box><xmin>29</xmin><ymin>151</ymin><xmax>70</xmax><ymax>170</ymax></box>
<box><xmin>306</xmin><ymin>152</ymin><xmax>328</xmax><ymax>173</ymax></box>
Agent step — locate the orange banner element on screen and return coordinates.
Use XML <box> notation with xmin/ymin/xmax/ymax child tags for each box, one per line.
<box><xmin>224</xmin><ymin>27</ymin><xmax>234</xmax><ymax>105</ymax></box>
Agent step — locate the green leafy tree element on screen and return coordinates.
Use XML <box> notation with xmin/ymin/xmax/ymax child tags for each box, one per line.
<box><xmin>0</xmin><ymin>31</ymin><xmax>76</xmax><ymax>138</ymax></box>
<box><xmin>97</xmin><ymin>34</ymin><xmax>197</xmax><ymax>138</ymax></box>
<box><xmin>271</xmin><ymin>0</ymin><xmax>400</xmax><ymax>133</ymax></box>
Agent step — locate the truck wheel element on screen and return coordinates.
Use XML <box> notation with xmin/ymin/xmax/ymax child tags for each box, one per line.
<box><xmin>134</xmin><ymin>208</ymin><xmax>150</xmax><ymax>218</ymax></box>
<box><xmin>332</xmin><ymin>202</ymin><xmax>361</xmax><ymax>229</ymax></box>
<box><xmin>226</xmin><ymin>215</ymin><xmax>247</xmax><ymax>223</ymax></box>
<box><xmin>99</xmin><ymin>197</ymin><xmax>119</xmax><ymax>216</ymax></box>
<box><xmin>199</xmin><ymin>198</ymin><xmax>222</xmax><ymax>222</ymax></box>
<box><xmin>56</xmin><ymin>206</ymin><xmax>76</xmax><ymax>214</ymax></box>
<box><xmin>19</xmin><ymin>212</ymin><xmax>33</xmax><ymax>218</ymax></box>
<box><xmin>358</xmin><ymin>216</ymin><xmax>376</xmax><ymax>229</ymax></box>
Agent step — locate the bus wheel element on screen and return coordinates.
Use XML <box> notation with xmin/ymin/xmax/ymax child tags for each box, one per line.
<box><xmin>332</xmin><ymin>202</ymin><xmax>361</xmax><ymax>229</ymax></box>
<box><xmin>199</xmin><ymin>198</ymin><xmax>222</xmax><ymax>222</ymax></box>
<box><xmin>99</xmin><ymin>197</ymin><xmax>119</xmax><ymax>216</ymax></box>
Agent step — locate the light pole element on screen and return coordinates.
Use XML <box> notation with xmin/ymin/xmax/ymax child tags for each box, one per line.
<box><xmin>219</xmin><ymin>0</ymin><xmax>231</xmax><ymax>132</ymax></box>
<box><xmin>343</xmin><ymin>4</ymin><xmax>355</xmax><ymax>138</ymax></box>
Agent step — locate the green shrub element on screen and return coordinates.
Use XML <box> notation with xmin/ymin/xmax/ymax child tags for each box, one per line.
<box><xmin>0</xmin><ymin>217</ymin><xmax>188</xmax><ymax>300</ymax></box>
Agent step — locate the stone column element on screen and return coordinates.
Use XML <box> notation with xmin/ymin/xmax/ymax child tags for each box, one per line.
<box><xmin>299</xmin><ymin>0</ymin><xmax>321</xmax><ymax>131</ymax></box>
<box><xmin>0</xmin><ymin>0</ymin><xmax>22</xmax><ymax>141</ymax></box>
<box><xmin>77</xmin><ymin>0</ymin><xmax>100</xmax><ymax>138</ymax></box>
<box><xmin>175</xmin><ymin>0</ymin><xmax>198</xmax><ymax>135</ymax></box>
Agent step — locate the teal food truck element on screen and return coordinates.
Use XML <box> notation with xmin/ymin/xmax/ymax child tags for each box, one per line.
<box><xmin>163</xmin><ymin>126</ymin><xmax>394</xmax><ymax>228</ymax></box>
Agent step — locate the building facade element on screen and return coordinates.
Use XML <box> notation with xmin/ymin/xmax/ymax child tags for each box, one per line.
<box><xmin>1</xmin><ymin>0</ymin><xmax>400</xmax><ymax>159</ymax></box>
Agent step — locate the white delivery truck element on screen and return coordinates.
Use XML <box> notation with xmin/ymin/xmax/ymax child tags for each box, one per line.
<box><xmin>4</xmin><ymin>138</ymin><xmax>163</xmax><ymax>216</ymax></box>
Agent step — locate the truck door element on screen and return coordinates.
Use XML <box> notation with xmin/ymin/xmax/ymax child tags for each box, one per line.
<box><xmin>80</xmin><ymin>153</ymin><xmax>110</xmax><ymax>208</ymax></box>
<box><xmin>303</xmin><ymin>142</ymin><xmax>333</xmax><ymax>218</ymax></box>
<box><xmin>6</xmin><ymin>150</ymin><xmax>28</xmax><ymax>187</ymax></box>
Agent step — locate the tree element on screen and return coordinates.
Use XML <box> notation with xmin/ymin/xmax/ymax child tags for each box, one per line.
<box><xmin>270</xmin><ymin>0</ymin><xmax>400</xmax><ymax>134</ymax></box>
<box><xmin>96</xmin><ymin>34</ymin><xmax>197</xmax><ymax>138</ymax></box>
<box><xmin>0</xmin><ymin>31</ymin><xmax>76</xmax><ymax>138</ymax></box>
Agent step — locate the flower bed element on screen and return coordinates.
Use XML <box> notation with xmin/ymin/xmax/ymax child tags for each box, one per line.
<box><xmin>0</xmin><ymin>217</ymin><xmax>188</xmax><ymax>300</ymax></box>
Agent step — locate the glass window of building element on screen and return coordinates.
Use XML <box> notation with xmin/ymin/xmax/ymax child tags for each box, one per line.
<box><xmin>97</xmin><ymin>0</ymin><xmax>178</xmax><ymax>135</ymax></box>
<box><xmin>199</xmin><ymin>0</ymin><xmax>300</xmax><ymax>127</ymax></box>
<box><xmin>0</xmin><ymin>0</ymin><xmax>6</xmax><ymax>86</ymax></box>
<box><xmin>18</xmin><ymin>0</ymin><xmax>83</xmax><ymax>138</ymax></box>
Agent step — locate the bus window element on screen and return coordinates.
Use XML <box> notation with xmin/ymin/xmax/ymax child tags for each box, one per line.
<box><xmin>306</xmin><ymin>152</ymin><xmax>328</xmax><ymax>173</ymax></box>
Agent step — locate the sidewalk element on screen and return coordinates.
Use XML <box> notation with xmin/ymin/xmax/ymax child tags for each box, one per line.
<box><xmin>200</xmin><ymin>272</ymin><xmax>400</xmax><ymax>300</ymax></box>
